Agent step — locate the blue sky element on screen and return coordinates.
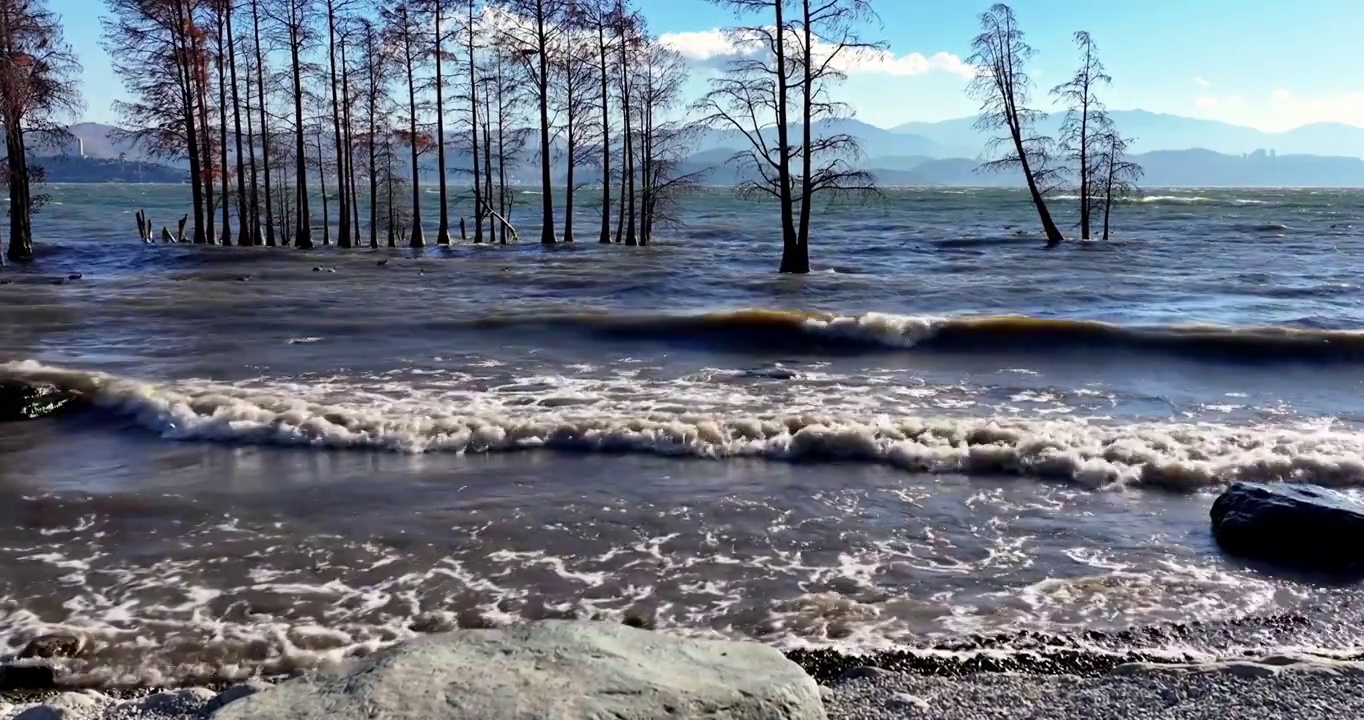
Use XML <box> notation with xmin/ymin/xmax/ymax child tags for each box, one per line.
<box><xmin>59</xmin><ymin>0</ymin><xmax>1364</xmax><ymax>132</ymax></box>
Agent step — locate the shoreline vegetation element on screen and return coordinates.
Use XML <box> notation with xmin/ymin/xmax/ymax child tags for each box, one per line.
<box><xmin>0</xmin><ymin>0</ymin><xmax>1149</xmax><ymax>271</ymax></box>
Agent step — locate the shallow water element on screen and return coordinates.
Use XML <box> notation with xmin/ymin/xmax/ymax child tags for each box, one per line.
<box><xmin>1</xmin><ymin>184</ymin><xmax>1363</xmax><ymax>685</ymax></box>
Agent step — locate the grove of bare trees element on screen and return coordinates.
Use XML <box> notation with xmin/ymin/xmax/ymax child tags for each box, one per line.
<box><xmin>969</xmin><ymin>3</ymin><xmax>1141</xmax><ymax>246</ymax></box>
<box><xmin>0</xmin><ymin>0</ymin><xmax>1150</xmax><ymax>267</ymax></box>
<box><xmin>94</xmin><ymin>0</ymin><xmax>700</xmax><ymax>256</ymax></box>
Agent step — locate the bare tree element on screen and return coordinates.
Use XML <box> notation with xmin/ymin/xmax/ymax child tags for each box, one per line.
<box><xmin>550</xmin><ymin>2</ymin><xmax>595</xmax><ymax>243</ymax></box>
<box><xmin>503</xmin><ymin>0</ymin><xmax>565</xmax><ymax>244</ymax></box>
<box><xmin>697</xmin><ymin>0</ymin><xmax>879</xmax><ymax>272</ymax></box>
<box><xmin>354</xmin><ymin>16</ymin><xmax>390</xmax><ymax>248</ymax></box>
<box><xmin>324</xmin><ymin>0</ymin><xmax>352</xmax><ymax>247</ymax></box>
<box><xmin>104</xmin><ymin>0</ymin><xmax>213</xmax><ymax>246</ymax></box>
<box><xmin>586</xmin><ymin>0</ymin><xmax>615</xmax><ymax>244</ymax></box>
<box><xmin>614</xmin><ymin>4</ymin><xmax>638</xmax><ymax>246</ymax></box>
<box><xmin>1051</xmin><ymin>30</ymin><xmax>1109</xmax><ymax>240</ymax></box>
<box><xmin>247</xmin><ymin>0</ymin><xmax>275</xmax><ymax>245</ymax></box>
<box><xmin>967</xmin><ymin>2</ymin><xmax>1064</xmax><ymax>247</ymax></box>
<box><xmin>457</xmin><ymin>0</ymin><xmax>484</xmax><ymax>242</ymax></box>
<box><xmin>0</xmin><ymin>0</ymin><xmax>81</xmax><ymax>262</ymax></box>
<box><xmin>212</xmin><ymin>0</ymin><xmax>232</xmax><ymax>246</ymax></box>
<box><xmin>1093</xmin><ymin>129</ymin><xmax>1142</xmax><ymax>241</ymax></box>
<box><xmin>383</xmin><ymin>0</ymin><xmax>429</xmax><ymax>247</ymax></box>
<box><xmin>264</xmin><ymin>0</ymin><xmax>318</xmax><ymax>248</ymax></box>
<box><xmin>224</xmin><ymin>0</ymin><xmax>252</xmax><ymax>245</ymax></box>
<box><xmin>418</xmin><ymin>0</ymin><xmax>449</xmax><ymax>244</ymax></box>
<box><xmin>633</xmin><ymin>40</ymin><xmax>698</xmax><ymax>245</ymax></box>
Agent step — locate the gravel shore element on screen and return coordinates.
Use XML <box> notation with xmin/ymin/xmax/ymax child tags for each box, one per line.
<box><xmin>824</xmin><ymin>666</ymin><xmax>1364</xmax><ymax>720</ymax></box>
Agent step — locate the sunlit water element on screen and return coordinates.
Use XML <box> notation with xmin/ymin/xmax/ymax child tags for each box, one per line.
<box><xmin>1</xmin><ymin>184</ymin><xmax>1363</xmax><ymax>686</ymax></box>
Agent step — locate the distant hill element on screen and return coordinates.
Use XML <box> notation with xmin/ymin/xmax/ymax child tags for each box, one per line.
<box><xmin>891</xmin><ymin>110</ymin><xmax>1364</xmax><ymax>159</ymax></box>
<box><xmin>43</xmin><ymin>115</ymin><xmax>1364</xmax><ymax>187</ymax></box>
<box><xmin>853</xmin><ymin>149</ymin><xmax>1364</xmax><ymax>188</ymax></box>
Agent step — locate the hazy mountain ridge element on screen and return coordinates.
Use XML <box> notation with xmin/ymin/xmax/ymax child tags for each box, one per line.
<box><xmin>51</xmin><ymin>115</ymin><xmax>1364</xmax><ymax>187</ymax></box>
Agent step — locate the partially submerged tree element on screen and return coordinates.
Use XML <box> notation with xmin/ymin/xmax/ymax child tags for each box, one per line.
<box><xmin>0</xmin><ymin>0</ymin><xmax>82</xmax><ymax>262</ymax></box>
<box><xmin>698</xmin><ymin>0</ymin><xmax>881</xmax><ymax>272</ymax></box>
<box><xmin>966</xmin><ymin>2</ymin><xmax>1065</xmax><ymax>247</ymax></box>
<box><xmin>503</xmin><ymin>0</ymin><xmax>565</xmax><ymax>244</ymax></box>
<box><xmin>354</xmin><ymin>16</ymin><xmax>391</xmax><ymax>248</ymax></box>
<box><xmin>104</xmin><ymin>0</ymin><xmax>213</xmax><ymax>246</ymax></box>
<box><xmin>1051</xmin><ymin>30</ymin><xmax>1109</xmax><ymax>240</ymax></box>
<box><xmin>264</xmin><ymin>0</ymin><xmax>318</xmax><ymax>248</ymax></box>
<box><xmin>383</xmin><ymin>0</ymin><xmax>429</xmax><ymax>247</ymax></box>
<box><xmin>633</xmin><ymin>39</ymin><xmax>698</xmax><ymax>245</ymax></box>
<box><xmin>1093</xmin><ymin>129</ymin><xmax>1142</xmax><ymax>241</ymax></box>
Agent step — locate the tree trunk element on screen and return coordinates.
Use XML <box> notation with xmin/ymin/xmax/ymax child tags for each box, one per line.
<box><xmin>192</xmin><ymin>20</ymin><xmax>215</xmax><ymax>245</ymax></box>
<box><xmin>328</xmin><ymin>2</ymin><xmax>351</xmax><ymax>248</ymax></box>
<box><xmin>340</xmin><ymin>34</ymin><xmax>359</xmax><ymax>248</ymax></box>
<box><xmin>368</xmin><ymin>109</ymin><xmax>378</xmax><ymax>249</ymax></box>
<box><xmin>227</xmin><ymin>1</ymin><xmax>251</xmax><ymax>246</ymax></box>
<box><xmin>404</xmin><ymin>17</ymin><xmax>424</xmax><ymax>248</ymax></box>
<box><xmin>596</xmin><ymin>21</ymin><xmax>611</xmax><ymax>244</ymax></box>
<box><xmin>251</xmin><ymin>0</ymin><xmax>275</xmax><ymax>246</ymax></box>
<box><xmin>243</xmin><ymin>41</ymin><xmax>261</xmax><ymax>245</ymax></box>
<box><xmin>772</xmin><ymin>0</ymin><xmax>800</xmax><ymax>272</ymax></box>
<box><xmin>563</xmin><ymin>68</ymin><xmax>575</xmax><ymax>243</ymax></box>
<box><xmin>1102</xmin><ymin>146</ymin><xmax>1115</xmax><ymax>241</ymax></box>
<box><xmin>468</xmin><ymin>1</ymin><xmax>483</xmax><ymax>244</ymax></box>
<box><xmin>217</xmin><ymin>10</ymin><xmax>232</xmax><ymax>247</ymax></box>
<box><xmin>793</xmin><ymin>0</ymin><xmax>813</xmax><ymax>271</ymax></box>
<box><xmin>534</xmin><ymin>0</ymin><xmax>554</xmax><ymax>245</ymax></box>
<box><xmin>291</xmin><ymin>31</ymin><xmax>312</xmax><ymax>248</ymax></box>
<box><xmin>620</xmin><ymin>30</ymin><xmax>636</xmax><ymax>247</ymax></box>
<box><xmin>4</xmin><ymin>128</ymin><xmax>31</xmax><ymax>262</ymax></box>
<box><xmin>316</xmin><ymin>130</ymin><xmax>330</xmax><ymax>245</ymax></box>
<box><xmin>434</xmin><ymin>3</ymin><xmax>450</xmax><ymax>245</ymax></box>
<box><xmin>173</xmin><ymin>0</ymin><xmax>208</xmax><ymax>246</ymax></box>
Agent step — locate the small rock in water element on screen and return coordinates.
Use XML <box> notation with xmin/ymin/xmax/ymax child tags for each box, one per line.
<box><xmin>377</xmin><ymin>258</ymin><xmax>389</xmax><ymax>265</ymax></box>
<box><xmin>1211</xmin><ymin>481</ymin><xmax>1364</xmax><ymax>572</ymax></box>
<box><xmin>66</xmin><ymin>273</ymin><xmax>82</xmax><ymax>281</ymax></box>
<box><xmin>0</xmin><ymin>664</ymin><xmax>56</xmax><ymax>691</ymax></box>
<box><xmin>0</xmin><ymin>382</ymin><xmax>81</xmax><ymax>422</ymax></box>
<box><xmin>19</xmin><ymin>633</ymin><xmax>81</xmax><ymax>659</ymax></box>
<box><xmin>236</xmin><ymin>275</ymin><xmax>251</xmax><ymax>281</ymax></box>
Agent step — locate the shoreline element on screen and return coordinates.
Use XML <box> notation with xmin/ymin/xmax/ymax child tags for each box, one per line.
<box><xmin>2</xmin><ymin>610</ymin><xmax>1354</xmax><ymax>698</ymax></box>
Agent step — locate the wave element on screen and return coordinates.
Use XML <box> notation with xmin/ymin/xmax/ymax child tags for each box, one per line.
<box><xmin>5</xmin><ymin>360</ymin><xmax>1364</xmax><ymax>492</ymax></box>
<box><xmin>1050</xmin><ymin>195</ymin><xmax>1270</xmax><ymax>206</ymax></box>
<box><xmin>470</xmin><ymin>309</ymin><xmax>1364</xmax><ymax>363</ymax></box>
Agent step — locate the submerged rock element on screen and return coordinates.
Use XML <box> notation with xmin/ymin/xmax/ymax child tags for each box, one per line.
<box><xmin>18</xmin><ymin>633</ymin><xmax>81</xmax><ymax>660</ymax></box>
<box><xmin>212</xmin><ymin>620</ymin><xmax>824</xmax><ymax>720</ymax></box>
<box><xmin>0</xmin><ymin>382</ymin><xmax>80</xmax><ymax>422</ymax></box>
<box><xmin>1211</xmin><ymin>482</ymin><xmax>1364</xmax><ymax>571</ymax></box>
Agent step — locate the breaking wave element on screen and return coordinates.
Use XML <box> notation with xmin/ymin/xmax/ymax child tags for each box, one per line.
<box><xmin>472</xmin><ymin>309</ymin><xmax>1364</xmax><ymax>362</ymax></box>
<box><xmin>6</xmin><ymin>361</ymin><xmax>1364</xmax><ymax>492</ymax></box>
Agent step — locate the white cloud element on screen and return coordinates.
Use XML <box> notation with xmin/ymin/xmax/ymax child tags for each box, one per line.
<box><xmin>1192</xmin><ymin>89</ymin><xmax>1364</xmax><ymax>131</ymax></box>
<box><xmin>1194</xmin><ymin>76</ymin><xmax>1210</xmax><ymax>88</ymax></box>
<box><xmin>659</xmin><ymin>28</ymin><xmax>973</xmax><ymax>80</ymax></box>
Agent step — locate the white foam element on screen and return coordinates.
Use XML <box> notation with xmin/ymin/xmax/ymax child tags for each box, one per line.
<box><xmin>5</xmin><ymin>360</ymin><xmax>1364</xmax><ymax>491</ymax></box>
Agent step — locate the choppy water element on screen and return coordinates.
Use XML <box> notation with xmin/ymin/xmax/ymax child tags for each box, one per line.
<box><xmin>2</xmin><ymin>184</ymin><xmax>1364</xmax><ymax>686</ymax></box>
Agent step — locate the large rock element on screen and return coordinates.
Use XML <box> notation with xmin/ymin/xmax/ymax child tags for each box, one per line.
<box><xmin>1211</xmin><ymin>482</ymin><xmax>1364</xmax><ymax>571</ymax></box>
<box><xmin>0</xmin><ymin>381</ymin><xmax>80</xmax><ymax>422</ymax></box>
<box><xmin>212</xmin><ymin>621</ymin><xmax>825</xmax><ymax>720</ymax></box>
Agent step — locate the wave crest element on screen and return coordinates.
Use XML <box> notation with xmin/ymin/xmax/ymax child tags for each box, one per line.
<box><xmin>5</xmin><ymin>361</ymin><xmax>1364</xmax><ymax>492</ymax></box>
<box><xmin>476</xmin><ymin>309</ymin><xmax>1364</xmax><ymax>362</ymax></box>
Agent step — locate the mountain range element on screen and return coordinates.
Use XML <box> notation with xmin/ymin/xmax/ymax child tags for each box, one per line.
<box><xmin>51</xmin><ymin>112</ymin><xmax>1364</xmax><ymax>187</ymax></box>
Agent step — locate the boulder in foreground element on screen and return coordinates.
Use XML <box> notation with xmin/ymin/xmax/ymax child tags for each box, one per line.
<box><xmin>212</xmin><ymin>620</ymin><xmax>825</xmax><ymax>720</ymax></box>
<box><xmin>0</xmin><ymin>381</ymin><xmax>80</xmax><ymax>422</ymax></box>
<box><xmin>1211</xmin><ymin>481</ymin><xmax>1364</xmax><ymax>572</ymax></box>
